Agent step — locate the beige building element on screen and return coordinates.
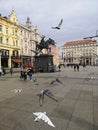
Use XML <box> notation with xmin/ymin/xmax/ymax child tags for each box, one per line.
<box><xmin>20</xmin><ymin>17</ymin><xmax>41</xmax><ymax>67</ymax></box>
<box><xmin>62</xmin><ymin>39</ymin><xmax>98</xmax><ymax>65</ymax></box>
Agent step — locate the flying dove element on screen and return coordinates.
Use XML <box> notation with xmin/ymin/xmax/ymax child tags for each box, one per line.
<box><xmin>52</xmin><ymin>19</ymin><xmax>63</xmax><ymax>29</ymax></box>
<box><xmin>37</xmin><ymin>89</ymin><xmax>58</xmax><ymax>106</ymax></box>
<box><xmin>33</xmin><ymin>112</ymin><xmax>55</xmax><ymax>127</ymax></box>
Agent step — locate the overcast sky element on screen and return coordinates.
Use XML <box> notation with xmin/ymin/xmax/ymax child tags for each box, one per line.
<box><xmin>0</xmin><ymin>0</ymin><xmax>98</xmax><ymax>47</ymax></box>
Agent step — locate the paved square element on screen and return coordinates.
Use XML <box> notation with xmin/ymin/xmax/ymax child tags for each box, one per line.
<box><xmin>0</xmin><ymin>66</ymin><xmax>98</xmax><ymax>130</ymax></box>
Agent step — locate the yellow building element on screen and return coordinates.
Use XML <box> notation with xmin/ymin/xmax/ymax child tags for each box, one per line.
<box><xmin>0</xmin><ymin>10</ymin><xmax>21</xmax><ymax>69</ymax></box>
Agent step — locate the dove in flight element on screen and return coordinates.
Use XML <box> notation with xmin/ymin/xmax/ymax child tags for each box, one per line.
<box><xmin>50</xmin><ymin>78</ymin><xmax>63</xmax><ymax>85</ymax></box>
<box><xmin>33</xmin><ymin>112</ymin><xmax>55</xmax><ymax>127</ymax></box>
<box><xmin>37</xmin><ymin>89</ymin><xmax>58</xmax><ymax>106</ymax></box>
<box><xmin>52</xmin><ymin>19</ymin><xmax>63</xmax><ymax>29</ymax></box>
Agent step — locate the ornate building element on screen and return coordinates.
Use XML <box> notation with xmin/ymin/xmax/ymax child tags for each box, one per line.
<box><xmin>20</xmin><ymin>17</ymin><xmax>41</xmax><ymax>67</ymax></box>
<box><xmin>0</xmin><ymin>10</ymin><xmax>21</xmax><ymax>69</ymax></box>
<box><xmin>62</xmin><ymin>39</ymin><xmax>98</xmax><ymax>65</ymax></box>
<box><xmin>0</xmin><ymin>10</ymin><xmax>41</xmax><ymax>69</ymax></box>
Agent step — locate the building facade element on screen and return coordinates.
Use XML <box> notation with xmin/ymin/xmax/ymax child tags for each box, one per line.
<box><xmin>48</xmin><ymin>44</ymin><xmax>60</xmax><ymax>66</ymax></box>
<box><xmin>20</xmin><ymin>17</ymin><xmax>41</xmax><ymax>67</ymax></box>
<box><xmin>0</xmin><ymin>10</ymin><xmax>21</xmax><ymax>69</ymax></box>
<box><xmin>62</xmin><ymin>39</ymin><xmax>98</xmax><ymax>65</ymax></box>
<box><xmin>0</xmin><ymin>10</ymin><xmax>60</xmax><ymax>70</ymax></box>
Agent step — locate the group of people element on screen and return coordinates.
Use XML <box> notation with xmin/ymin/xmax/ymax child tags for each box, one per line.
<box><xmin>20</xmin><ymin>67</ymin><xmax>34</xmax><ymax>81</ymax></box>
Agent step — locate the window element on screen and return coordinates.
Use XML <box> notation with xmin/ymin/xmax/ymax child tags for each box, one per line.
<box><xmin>16</xmin><ymin>40</ymin><xmax>18</xmax><ymax>46</ymax></box>
<box><xmin>12</xmin><ymin>29</ymin><xmax>14</xmax><ymax>35</ymax></box>
<box><xmin>21</xmin><ymin>30</ymin><xmax>22</xmax><ymax>35</ymax></box>
<box><xmin>13</xmin><ymin>51</ymin><xmax>15</xmax><ymax>56</ymax></box>
<box><xmin>13</xmin><ymin>41</ymin><xmax>15</xmax><ymax>46</ymax></box>
<box><xmin>0</xmin><ymin>37</ymin><xmax>2</xmax><ymax>43</ymax></box>
<box><xmin>6</xmin><ymin>51</ymin><xmax>9</xmax><ymax>55</ymax></box>
<box><xmin>6</xmin><ymin>27</ymin><xmax>8</xmax><ymax>34</ymax></box>
<box><xmin>6</xmin><ymin>38</ymin><xmax>9</xmax><ymax>44</ymax></box>
<box><xmin>15</xmin><ymin>30</ymin><xmax>17</xmax><ymax>35</ymax></box>
<box><xmin>4</xmin><ymin>51</ymin><xmax>7</xmax><ymax>55</ymax></box>
<box><xmin>0</xmin><ymin>25</ymin><xmax>2</xmax><ymax>31</ymax></box>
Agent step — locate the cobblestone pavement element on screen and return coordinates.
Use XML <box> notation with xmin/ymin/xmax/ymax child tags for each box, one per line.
<box><xmin>0</xmin><ymin>66</ymin><xmax>98</xmax><ymax>130</ymax></box>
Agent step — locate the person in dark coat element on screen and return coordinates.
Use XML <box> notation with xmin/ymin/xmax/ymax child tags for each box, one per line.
<box><xmin>28</xmin><ymin>68</ymin><xmax>33</xmax><ymax>81</ymax></box>
<box><xmin>2</xmin><ymin>68</ymin><xmax>6</xmax><ymax>75</ymax></box>
<box><xmin>74</xmin><ymin>64</ymin><xmax>76</xmax><ymax>71</ymax></box>
<box><xmin>77</xmin><ymin>64</ymin><xmax>79</xmax><ymax>71</ymax></box>
<box><xmin>23</xmin><ymin>68</ymin><xmax>27</xmax><ymax>81</ymax></box>
<box><xmin>58</xmin><ymin>64</ymin><xmax>61</xmax><ymax>71</ymax></box>
<box><xmin>10</xmin><ymin>67</ymin><xmax>13</xmax><ymax>76</ymax></box>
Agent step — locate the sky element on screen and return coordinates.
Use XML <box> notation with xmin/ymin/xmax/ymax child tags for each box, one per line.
<box><xmin>0</xmin><ymin>0</ymin><xmax>98</xmax><ymax>48</ymax></box>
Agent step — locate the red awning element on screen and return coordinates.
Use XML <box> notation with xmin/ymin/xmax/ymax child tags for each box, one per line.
<box><xmin>23</xmin><ymin>61</ymin><xmax>33</xmax><ymax>68</ymax></box>
<box><xmin>12</xmin><ymin>59</ymin><xmax>22</xmax><ymax>63</ymax></box>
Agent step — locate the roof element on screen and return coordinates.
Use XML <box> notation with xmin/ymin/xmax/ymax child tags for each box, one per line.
<box><xmin>63</xmin><ymin>39</ymin><xmax>96</xmax><ymax>46</ymax></box>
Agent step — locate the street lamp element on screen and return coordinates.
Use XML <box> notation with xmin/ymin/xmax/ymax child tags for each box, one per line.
<box><xmin>96</xmin><ymin>30</ymin><xmax>98</xmax><ymax>36</ymax></box>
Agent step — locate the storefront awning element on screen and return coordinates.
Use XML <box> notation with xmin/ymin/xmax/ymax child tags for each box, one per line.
<box><xmin>12</xmin><ymin>59</ymin><xmax>22</xmax><ymax>63</ymax></box>
<box><xmin>23</xmin><ymin>61</ymin><xmax>33</xmax><ymax>68</ymax></box>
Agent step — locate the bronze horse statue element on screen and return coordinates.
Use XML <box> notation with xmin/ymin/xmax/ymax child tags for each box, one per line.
<box><xmin>36</xmin><ymin>36</ymin><xmax>48</xmax><ymax>52</ymax></box>
<box><xmin>36</xmin><ymin>37</ymin><xmax>55</xmax><ymax>54</ymax></box>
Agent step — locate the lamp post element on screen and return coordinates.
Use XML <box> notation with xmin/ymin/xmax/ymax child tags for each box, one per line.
<box><xmin>96</xmin><ymin>30</ymin><xmax>98</xmax><ymax>36</ymax></box>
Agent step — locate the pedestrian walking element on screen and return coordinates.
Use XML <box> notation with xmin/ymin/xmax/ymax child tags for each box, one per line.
<box><xmin>77</xmin><ymin>64</ymin><xmax>79</xmax><ymax>71</ymax></box>
<box><xmin>74</xmin><ymin>64</ymin><xmax>76</xmax><ymax>71</ymax></box>
<box><xmin>0</xmin><ymin>68</ymin><xmax>3</xmax><ymax>76</ymax></box>
<box><xmin>28</xmin><ymin>68</ymin><xmax>33</xmax><ymax>81</ymax></box>
<box><xmin>10</xmin><ymin>67</ymin><xmax>13</xmax><ymax>76</ymax></box>
<box><xmin>83</xmin><ymin>62</ymin><xmax>86</xmax><ymax>67</ymax></box>
<box><xmin>2</xmin><ymin>68</ymin><xmax>6</xmax><ymax>75</ymax></box>
<box><xmin>58</xmin><ymin>64</ymin><xmax>61</xmax><ymax>71</ymax></box>
<box><xmin>20</xmin><ymin>67</ymin><xmax>24</xmax><ymax>79</ymax></box>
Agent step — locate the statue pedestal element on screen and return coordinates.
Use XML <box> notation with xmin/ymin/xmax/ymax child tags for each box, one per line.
<box><xmin>34</xmin><ymin>54</ymin><xmax>55</xmax><ymax>72</ymax></box>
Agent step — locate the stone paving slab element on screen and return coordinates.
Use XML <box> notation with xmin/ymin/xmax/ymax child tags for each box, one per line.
<box><xmin>67</xmin><ymin>116</ymin><xmax>93</xmax><ymax>130</ymax></box>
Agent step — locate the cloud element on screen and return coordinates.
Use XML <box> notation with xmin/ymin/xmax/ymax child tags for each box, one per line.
<box><xmin>0</xmin><ymin>0</ymin><xmax>98</xmax><ymax>46</ymax></box>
